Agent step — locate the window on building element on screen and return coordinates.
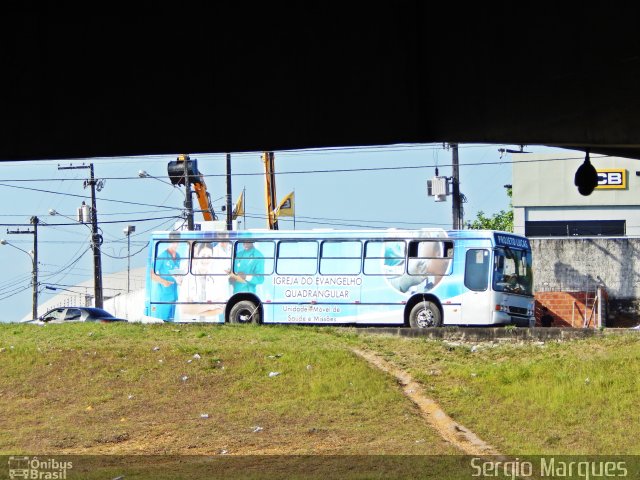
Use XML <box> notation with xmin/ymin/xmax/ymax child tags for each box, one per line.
<box><xmin>525</xmin><ymin>220</ymin><xmax>626</xmax><ymax>237</ymax></box>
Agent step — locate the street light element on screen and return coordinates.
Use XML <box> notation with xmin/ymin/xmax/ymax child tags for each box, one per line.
<box><xmin>45</xmin><ymin>285</ymin><xmax>80</xmax><ymax>294</ymax></box>
<box><xmin>1</xmin><ymin>239</ymin><xmax>37</xmax><ymax>320</ymax></box>
<box><xmin>44</xmin><ymin>285</ymin><xmax>92</xmax><ymax>307</ymax></box>
<box><xmin>49</xmin><ymin>208</ymin><xmax>88</xmax><ymax>223</ymax></box>
<box><xmin>123</xmin><ymin>225</ymin><xmax>136</xmax><ymax>294</ymax></box>
<box><xmin>138</xmin><ymin>170</ymin><xmax>175</xmax><ymax>187</ymax></box>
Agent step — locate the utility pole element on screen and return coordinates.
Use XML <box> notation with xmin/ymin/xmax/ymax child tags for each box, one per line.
<box><xmin>226</xmin><ymin>153</ymin><xmax>233</xmax><ymax>230</ymax></box>
<box><xmin>31</xmin><ymin>217</ymin><xmax>38</xmax><ymax>319</ymax></box>
<box><xmin>451</xmin><ymin>143</ymin><xmax>463</xmax><ymax>230</ymax></box>
<box><xmin>123</xmin><ymin>225</ymin><xmax>135</xmax><ymax>294</ymax></box>
<box><xmin>183</xmin><ymin>156</ymin><xmax>195</xmax><ymax>230</ymax></box>
<box><xmin>6</xmin><ymin>216</ymin><xmax>38</xmax><ymax>319</ymax></box>
<box><xmin>58</xmin><ymin>163</ymin><xmax>104</xmax><ymax>308</ymax></box>
<box><xmin>263</xmin><ymin>151</ymin><xmax>279</xmax><ymax>230</ymax></box>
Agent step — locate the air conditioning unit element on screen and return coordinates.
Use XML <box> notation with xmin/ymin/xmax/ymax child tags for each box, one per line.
<box><xmin>427</xmin><ymin>176</ymin><xmax>449</xmax><ymax>202</ymax></box>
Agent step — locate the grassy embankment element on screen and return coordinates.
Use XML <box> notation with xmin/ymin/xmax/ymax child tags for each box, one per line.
<box><xmin>348</xmin><ymin>329</ymin><xmax>640</xmax><ymax>455</ymax></box>
<box><xmin>1</xmin><ymin>322</ymin><xmax>638</xmax><ymax>459</ymax></box>
<box><xmin>0</xmin><ymin>322</ymin><xmax>455</xmax><ymax>456</ymax></box>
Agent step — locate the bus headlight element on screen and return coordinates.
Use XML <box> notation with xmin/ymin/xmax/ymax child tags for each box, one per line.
<box><xmin>495</xmin><ymin>303</ymin><xmax>509</xmax><ymax>313</ymax></box>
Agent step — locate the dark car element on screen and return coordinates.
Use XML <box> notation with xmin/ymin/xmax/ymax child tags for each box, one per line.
<box><xmin>37</xmin><ymin>307</ymin><xmax>127</xmax><ymax>323</ymax></box>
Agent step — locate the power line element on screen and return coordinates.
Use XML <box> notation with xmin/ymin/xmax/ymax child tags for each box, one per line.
<box><xmin>0</xmin><ymin>153</ymin><xmax>602</xmax><ymax>183</ymax></box>
<box><xmin>0</xmin><ymin>284</ymin><xmax>31</xmax><ymax>302</ymax></box>
<box><xmin>0</xmin><ymin>143</ymin><xmax>455</xmax><ymax>170</ymax></box>
<box><xmin>0</xmin><ymin>183</ymin><xmax>180</xmax><ymax>210</ymax></box>
<box><xmin>100</xmin><ymin>242</ymin><xmax>149</xmax><ymax>260</ymax></box>
<box><xmin>0</xmin><ymin>215</ymin><xmax>181</xmax><ymax>228</ymax></box>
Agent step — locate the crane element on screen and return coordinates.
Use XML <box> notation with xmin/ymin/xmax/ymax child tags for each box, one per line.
<box><xmin>167</xmin><ymin>154</ymin><xmax>217</xmax><ymax>223</ymax></box>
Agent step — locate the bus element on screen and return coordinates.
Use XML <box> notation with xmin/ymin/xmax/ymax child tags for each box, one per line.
<box><xmin>143</xmin><ymin>228</ymin><xmax>535</xmax><ymax>327</ymax></box>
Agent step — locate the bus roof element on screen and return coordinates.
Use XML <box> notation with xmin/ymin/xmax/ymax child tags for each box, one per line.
<box><xmin>148</xmin><ymin>228</ymin><xmax>529</xmax><ymax>247</ymax></box>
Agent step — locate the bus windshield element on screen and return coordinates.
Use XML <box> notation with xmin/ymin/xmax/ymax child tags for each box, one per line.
<box><xmin>492</xmin><ymin>247</ymin><xmax>533</xmax><ymax>296</ymax></box>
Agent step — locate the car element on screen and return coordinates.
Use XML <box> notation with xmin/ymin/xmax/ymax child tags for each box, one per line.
<box><xmin>34</xmin><ymin>307</ymin><xmax>128</xmax><ymax>324</ymax></box>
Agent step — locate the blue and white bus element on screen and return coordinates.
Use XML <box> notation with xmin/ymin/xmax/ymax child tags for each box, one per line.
<box><xmin>143</xmin><ymin>228</ymin><xmax>535</xmax><ymax>327</ymax></box>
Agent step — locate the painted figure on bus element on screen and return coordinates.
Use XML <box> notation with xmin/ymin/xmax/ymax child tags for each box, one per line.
<box><xmin>385</xmin><ymin>236</ymin><xmax>452</xmax><ymax>294</ymax></box>
<box><xmin>150</xmin><ymin>241</ymin><xmax>184</xmax><ymax>320</ymax></box>
<box><xmin>229</xmin><ymin>240</ymin><xmax>264</xmax><ymax>294</ymax></box>
<box><xmin>178</xmin><ymin>242</ymin><xmax>232</xmax><ymax>320</ymax></box>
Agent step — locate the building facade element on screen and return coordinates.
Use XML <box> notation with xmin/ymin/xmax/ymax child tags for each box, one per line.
<box><xmin>513</xmin><ymin>152</ymin><xmax>640</xmax><ymax>327</ymax></box>
<box><xmin>512</xmin><ymin>152</ymin><xmax>640</xmax><ymax>237</ymax></box>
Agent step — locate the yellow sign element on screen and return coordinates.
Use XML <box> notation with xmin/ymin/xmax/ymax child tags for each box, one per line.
<box><xmin>595</xmin><ymin>169</ymin><xmax>627</xmax><ymax>189</ymax></box>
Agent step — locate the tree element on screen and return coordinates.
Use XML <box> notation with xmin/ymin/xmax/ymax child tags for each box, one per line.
<box><xmin>467</xmin><ymin>187</ymin><xmax>513</xmax><ymax>232</ymax></box>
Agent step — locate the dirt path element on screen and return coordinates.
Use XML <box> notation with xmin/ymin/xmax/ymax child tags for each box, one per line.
<box><xmin>351</xmin><ymin>348</ymin><xmax>501</xmax><ymax>456</ymax></box>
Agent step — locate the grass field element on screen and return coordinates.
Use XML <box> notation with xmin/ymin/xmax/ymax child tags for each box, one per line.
<box><xmin>0</xmin><ymin>323</ymin><xmax>638</xmax><ymax>478</ymax></box>
<box><xmin>0</xmin><ymin>323</ymin><xmax>456</xmax><ymax>456</ymax></box>
<box><xmin>350</xmin><ymin>330</ymin><xmax>640</xmax><ymax>455</ymax></box>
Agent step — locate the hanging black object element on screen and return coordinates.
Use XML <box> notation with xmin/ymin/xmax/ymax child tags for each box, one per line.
<box><xmin>574</xmin><ymin>150</ymin><xmax>598</xmax><ymax>196</ymax></box>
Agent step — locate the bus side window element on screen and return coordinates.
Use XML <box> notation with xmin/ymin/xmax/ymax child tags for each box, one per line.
<box><xmin>276</xmin><ymin>241</ymin><xmax>318</xmax><ymax>275</ymax></box>
<box><xmin>191</xmin><ymin>241</ymin><xmax>233</xmax><ymax>276</ymax></box>
<box><xmin>320</xmin><ymin>241</ymin><xmax>362</xmax><ymax>275</ymax></box>
<box><xmin>464</xmin><ymin>249</ymin><xmax>489</xmax><ymax>291</ymax></box>
<box><xmin>407</xmin><ymin>240</ymin><xmax>454</xmax><ymax>276</ymax></box>
<box><xmin>154</xmin><ymin>241</ymin><xmax>189</xmax><ymax>276</ymax></box>
<box><xmin>363</xmin><ymin>241</ymin><xmax>405</xmax><ymax>275</ymax></box>
<box><xmin>233</xmin><ymin>241</ymin><xmax>275</xmax><ymax>275</ymax></box>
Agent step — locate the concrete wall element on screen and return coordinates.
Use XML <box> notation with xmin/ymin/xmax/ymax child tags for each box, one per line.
<box><xmin>104</xmin><ymin>289</ymin><xmax>148</xmax><ymax>323</ymax></box>
<box><xmin>531</xmin><ymin>237</ymin><xmax>640</xmax><ymax>326</ymax></box>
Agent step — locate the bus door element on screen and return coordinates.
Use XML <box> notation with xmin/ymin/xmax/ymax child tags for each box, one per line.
<box><xmin>317</xmin><ymin>240</ymin><xmax>363</xmax><ymax>323</ymax></box>
<box><xmin>461</xmin><ymin>248</ymin><xmax>493</xmax><ymax>325</ymax></box>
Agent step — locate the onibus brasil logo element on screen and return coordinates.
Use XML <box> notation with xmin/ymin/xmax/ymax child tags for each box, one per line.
<box><xmin>8</xmin><ymin>456</ymin><xmax>73</xmax><ymax>479</ymax></box>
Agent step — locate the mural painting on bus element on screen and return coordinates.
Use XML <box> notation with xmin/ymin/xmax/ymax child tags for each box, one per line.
<box><xmin>147</xmin><ymin>237</ymin><xmax>275</xmax><ymax>323</ymax></box>
<box><xmin>383</xmin><ymin>230</ymin><xmax>454</xmax><ymax>296</ymax></box>
<box><xmin>176</xmin><ymin>241</ymin><xmax>233</xmax><ymax>322</ymax></box>
<box><xmin>149</xmin><ymin>240</ymin><xmax>190</xmax><ymax>322</ymax></box>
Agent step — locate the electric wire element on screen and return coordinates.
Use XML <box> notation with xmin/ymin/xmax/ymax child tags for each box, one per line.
<box><xmin>0</xmin><ymin>152</ymin><xmax>604</xmax><ymax>183</ymax></box>
<box><xmin>0</xmin><ymin>284</ymin><xmax>32</xmax><ymax>302</ymax></box>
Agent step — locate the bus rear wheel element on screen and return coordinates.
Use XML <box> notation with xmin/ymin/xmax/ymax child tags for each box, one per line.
<box><xmin>409</xmin><ymin>301</ymin><xmax>441</xmax><ymax>328</ymax></box>
<box><xmin>229</xmin><ymin>300</ymin><xmax>261</xmax><ymax>324</ymax></box>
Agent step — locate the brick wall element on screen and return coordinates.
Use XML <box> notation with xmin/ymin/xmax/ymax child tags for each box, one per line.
<box><xmin>531</xmin><ymin>238</ymin><xmax>637</xmax><ymax>327</ymax></box>
<box><xmin>535</xmin><ymin>290</ymin><xmax>608</xmax><ymax>328</ymax></box>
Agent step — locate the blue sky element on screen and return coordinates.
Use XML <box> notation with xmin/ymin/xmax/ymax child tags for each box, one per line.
<box><xmin>0</xmin><ymin>143</ymin><xmax>568</xmax><ymax>322</ymax></box>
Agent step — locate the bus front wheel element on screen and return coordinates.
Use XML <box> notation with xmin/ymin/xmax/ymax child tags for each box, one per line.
<box><xmin>229</xmin><ymin>300</ymin><xmax>261</xmax><ymax>324</ymax></box>
<box><xmin>409</xmin><ymin>301</ymin><xmax>442</xmax><ymax>328</ymax></box>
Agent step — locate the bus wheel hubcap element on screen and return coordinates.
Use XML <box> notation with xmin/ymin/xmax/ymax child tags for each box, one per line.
<box><xmin>417</xmin><ymin>308</ymin><xmax>433</xmax><ymax>327</ymax></box>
